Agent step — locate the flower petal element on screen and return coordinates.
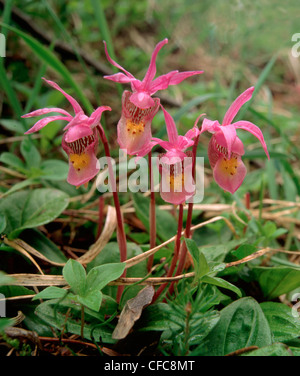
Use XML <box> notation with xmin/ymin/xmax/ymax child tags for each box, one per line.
<box><xmin>213</xmin><ymin>155</ymin><xmax>247</xmax><ymax>194</ymax></box>
<box><xmin>161</xmin><ymin>105</ymin><xmax>178</xmax><ymax>144</ymax></box>
<box><xmin>177</xmin><ymin>136</ymin><xmax>195</xmax><ymax>150</ymax></box>
<box><xmin>148</xmin><ymin>70</ymin><xmax>178</xmax><ymax>95</ymax></box>
<box><xmin>117</xmin><ymin>113</ymin><xmax>152</xmax><ymax>156</ymax></box>
<box><xmin>66</xmin><ymin>147</ymin><xmax>99</xmax><ymax>187</ymax></box>
<box><xmin>22</xmin><ymin>107</ymin><xmax>72</xmax><ymax>119</ymax></box>
<box><xmin>151</xmin><ymin>138</ymin><xmax>173</xmax><ymax>151</ymax></box>
<box><xmin>233</xmin><ymin>120</ymin><xmax>270</xmax><ymax>159</ymax></box>
<box><xmin>184</xmin><ymin>125</ymin><xmax>200</xmax><ymax>141</ymax></box>
<box><xmin>129</xmin><ymin>91</ymin><xmax>155</xmax><ymax>109</ymax></box>
<box><xmin>24</xmin><ymin>115</ymin><xmax>70</xmax><ymax>134</ymax></box>
<box><xmin>87</xmin><ymin>106</ymin><xmax>111</xmax><ymax>127</ymax></box>
<box><xmin>142</xmin><ymin>38</ymin><xmax>169</xmax><ymax>88</ymax></box>
<box><xmin>135</xmin><ymin>140</ymin><xmax>160</xmax><ymax>159</ymax></box>
<box><xmin>159</xmin><ymin>155</ymin><xmax>195</xmax><ymax>204</ymax></box>
<box><xmin>103</xmin><ymin>41</ymin><xmax>135</xmax><ymax>79</ymax></box>
<box><xmin>103</xmin><ymin>72</ymin><xmax>136</xmax><ymax>84</ymax></box>
<box><xmin>216</xmin><ymin>124</ymin><xmax>237</xmax><ymax>158</ymax></box>
<box><xmin>168</xmin><ymin>70</ymin><xmax>204</xmax><ymax>85</ymax></box>
<box><xmin>200</xmin><ymin>118</ymin><xmax>221</xmax><ymax>134</ymax></box>
<box><xmin>64</xmin><ymin>124</ymin><xmax>94</xmax><ymax>143</ymax></box>
<box><xmin>42</xmin><ymin>78</ymin><xmax>83</xmax><ymax>114</ymax></box>
<box><xmin>222</xmin><ymin>86</ymin><xmax>254</xmax><ymax>126</ymax></box>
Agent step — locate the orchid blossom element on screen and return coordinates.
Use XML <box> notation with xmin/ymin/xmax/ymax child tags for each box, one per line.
<box><xmin>201</xmin><ymin>86</ymin><xmax>270</xmax><ymax>194</ymax></box>
<box><xmin>153</xmin><ymin>106</ymin><xmax>202</xmax><ymax>205</ymax></box>
<box><xmin>103</xmin><ymin>38</ymin><xmax>203</xmax><ymax>156</ymax></box>
<box><xmin>22</xmin><ymin>78</ymin><xmax>110</xmax><ymax>187</ymax></box>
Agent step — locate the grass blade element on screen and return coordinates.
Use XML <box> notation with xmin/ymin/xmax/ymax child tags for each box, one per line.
<box><xmin>0</xmin><ymin>22</ymin><xmax>93</xmax><ymax>114</ymax></box>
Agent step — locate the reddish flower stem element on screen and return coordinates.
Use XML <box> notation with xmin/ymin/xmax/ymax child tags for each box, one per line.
<box><xmin>151</xmin><ymin>203</ymin><xmax>184</xmax><ymax>303</ymax></box>
<box><xmin>96</xmin><ymin>195</ymin><xmax>105</xmax><ymax>239</ymax></box>
<box><xmin>97</xmin><ymin>125</ymin><xmax>127</xmax><ymax>302</ymax></box>
<box><xmin>167</xmin><ymin>133</ymin><xmax>200</xmax><ymax>297</ymax></box>
<box><xmin>147</xmin><ymin>151</ymin><xmax>156</xmax><ymax>272</ymax></box>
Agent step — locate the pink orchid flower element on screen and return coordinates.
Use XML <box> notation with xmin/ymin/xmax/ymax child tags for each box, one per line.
<box><xmin>22</xmin><ymin>78</ymin><xmax>111</xmax><ymax>187</ymax></box>
<box><xmin>201</xmin><ymin>86</ymin><xmax>270</xmax><ymax>194</ymax></box>
<box><xmin>103</xmin><ymin>38</ymin><xmax>203</xmax><ymax>156</ymax></box>
<box><xmin>154</xmin><ymin>106</ymin><xmax>202</xmax><ymax>205</ymax></box>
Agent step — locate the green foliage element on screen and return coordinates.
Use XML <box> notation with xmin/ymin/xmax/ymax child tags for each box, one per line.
<box><xmin>0</xmin><ymin>0</ymin><xmax>300</xmax><ymax>357</ymax></box>
<box><xmin>192</xmin><ymin>297</ymin><xmax>272</xmax><ymax>356</ymax></box>
<box><xmin>34</xmin><ymin>259</ymin><xmax>125</xmax><ymax>312</ymax></box>
<box><xmin>0</xmin><ymin>188</ymin><xmax>69</xmax><ymax>238</ymax></box>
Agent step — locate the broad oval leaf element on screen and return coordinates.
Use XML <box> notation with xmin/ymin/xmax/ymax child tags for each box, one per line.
<box><xmin>192</xmin><ymin>297</ymin><xmax>272</xmax><ymax>356</ymax></box>
<box><xmin>185</xmin><ymin>238</ymin><xmax>209</xmax><ymax>280</ymax></box>
<box><xmin>32</xmin><ymin>286</ymin><xmax>68</xmax><ymax>301</ymax></box>
<box><xmin>87</xmin><ymin>242</ymin><xmax>147</xmax><ymax>305</ymax></box>
<box><xmin>260</xmin><ymin>302</ymin><xmax>300</xmax><ymax>342</ymax></box>
<box><xmin>40</xmin><ymin>160</ymin><xmax>69</xmax><ymax>181</ymax></box>
<box><xmin>63</xmin><ymin>259</ymin><xmax>86</xmax><ymax>296</ymax></box>
<box><xmin>242</xmin><ymin>343</ymin><xmax>293</xmax><ymax>356</ymax></box>
<box><xmin>78</xmin><ymin>290</ymin><xmax>103</xmax><ymax>312</ymax></box>
<box><xmin>252</xmin><ymin>265</ymin><xmax>300</xmax><ymax>300</ymax></box>
<box><xmin>86</xmin><ymin>262</ymin><xmax>125</xmax><ymax>293</ymax></box>
<box><xmin>0</xmin><ymin>188</ymin><xmax>69</xmax><ymax>238</ymax></box>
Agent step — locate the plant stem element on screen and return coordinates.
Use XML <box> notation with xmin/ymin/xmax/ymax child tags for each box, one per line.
<box><xmin>147</xmin><ymin>150</ymin><xmax>156</xmax><ymax>272</ymax></box>
<box><xmin>167</xmin><ymin>133</ymin><xmax>200</xmax><ymax>297</ymax></box>
<box><xmin>96</xmin><ymin>195</ymin><xmax>105</xmax><ymax>239</ymax></box>
<box><xmin>152</xmin><ymin>203</ymin><xmax>184</xmax><ymax>303</ymax></box>
<box><xmin>97</xmin><ymin>125</ymin><xmax>127</xmax><ymax>302</ymax></box>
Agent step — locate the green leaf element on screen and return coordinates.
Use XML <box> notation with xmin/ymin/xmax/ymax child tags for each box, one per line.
<box><xmin>139</xmin><ymin>303</ymin><xmax>187</xmax><ymax>332</ymax></box>
<box><xmin>0</xmin><ymin>23</ymin><xmax>93</xmax><ymax>114</ymax></box>
<box><xmin>34</xmin><ymin>298</ymin><xmax>115</xmax><ymax>343</ymax></box>
<box><xmin>20</xmin><ymin>138</ymin><xmax>41</xmax><ymax>168</ymax></box>
<box><xmin>86</xmin><ymin>263</ymin><xmax>125</xmax><ymax>293</ymax></box>
<box><xmin>236</xmin><ymin>54</ymin><xmax>277</xmax><ymax>121</ymax></box>
<box><xmin>0</xmin><ymin>119</ymin><xmax>25</xmax><ymax>134</ymax></box>
<box><xmin>39</xmin><ymin>160</ymin><xmax>68</xmax><ymax>181</ymax></box>
<box><xmin>32</xmin><ymin>286</ymin><xmax>68</xmax><ymax>301</ymax></box>
<box><xmin>63</xmin><ymin>259</ymin><xmax>86</xmax><ymax>296</ymax></box>
<box><xmin>260</xmin><ymin>302</ymin><xmax>300</xmax><ymax>342</ymax></box>
<box><xmin>0</xmin><ymin>188</ymin><xmax>69</xmax><ymax>238</ymax></box>
<box><xmin>0</xmin><ymin>214</ymin><xmax>6</xmax><ymax>233</ymax></box>
<box><xmin>78</xmin><ymin>290</ymin><xmax>103</xmax><ymax>312</ymax></box>
<box><xmin>201</xmin><ymin>275</ymin><xmax>242</xmax><ymax>297</ymax></box>
<box><xmin>0</xmin><ymin>152</ymin><xmax>25</xmax><ymax>170</ymax></box>
<box><xmin>0</xmin><ymin>271</ymin><xmax>15</xmax><ymax>286</ymax></box>
<box><xmin>0</xmin><ymin>318</ymin><xmax>16</xmax><ymax>334</ymax></box>
<box><xmin>0</xmin><ymin>64</ymin><xmax>26</xmax><ymax>130</ymax></box>
<box><xmin>87</xmin><ymin>242</ymin><xmax>147</xmax><ymax>305</ymax></box>
<box><xmin>252</xmin><ymin>266</ymin><xmax>300</xmax><ymax>300</ymax></box>
<box><xmin>192</xmin><ymin>297</ymin><xmax>272</xmax><ymax>356</ymax></box>
<box><xmin>0</xmin><ymin>285</ymin><xmax>34</xmax><ymax>298</ymax></box>
<box><xmin>290</xmin><ymin>346</ymin><xmax>300</xmax><ymax>356</ymax></box>
<box><xmin>242</xmin><ymin>343</ymin><xmax>293</xmax><ymax>356</ymax></box>
<box><xmin>185</xmin><ymin>238</ymin><xmax>209</xmax><ymax>280</ymax></box>
<box><xmin>0</xmin><ymin>179</ymin><xmax>39</xmax><ymax>198</ymax></box>
<box><xmin>21</xmin><ymin>229</ymin><xmax>67</xmax><ymax>264</ymax></box>
<box><xmin>231</xmin><ymin>244</ymin><xmax>257</xmax><ymax>260</ymax></box>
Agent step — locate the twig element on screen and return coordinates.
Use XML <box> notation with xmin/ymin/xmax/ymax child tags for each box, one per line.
<box><xmin>5</xmin><ymin>247</ymin><xmax>300</xmax><ymax>288</ymax></box>
<box><xmin>0</xmin><ymin>165</ymin><xmax>27</xmax><ymax>179</ymax></box>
